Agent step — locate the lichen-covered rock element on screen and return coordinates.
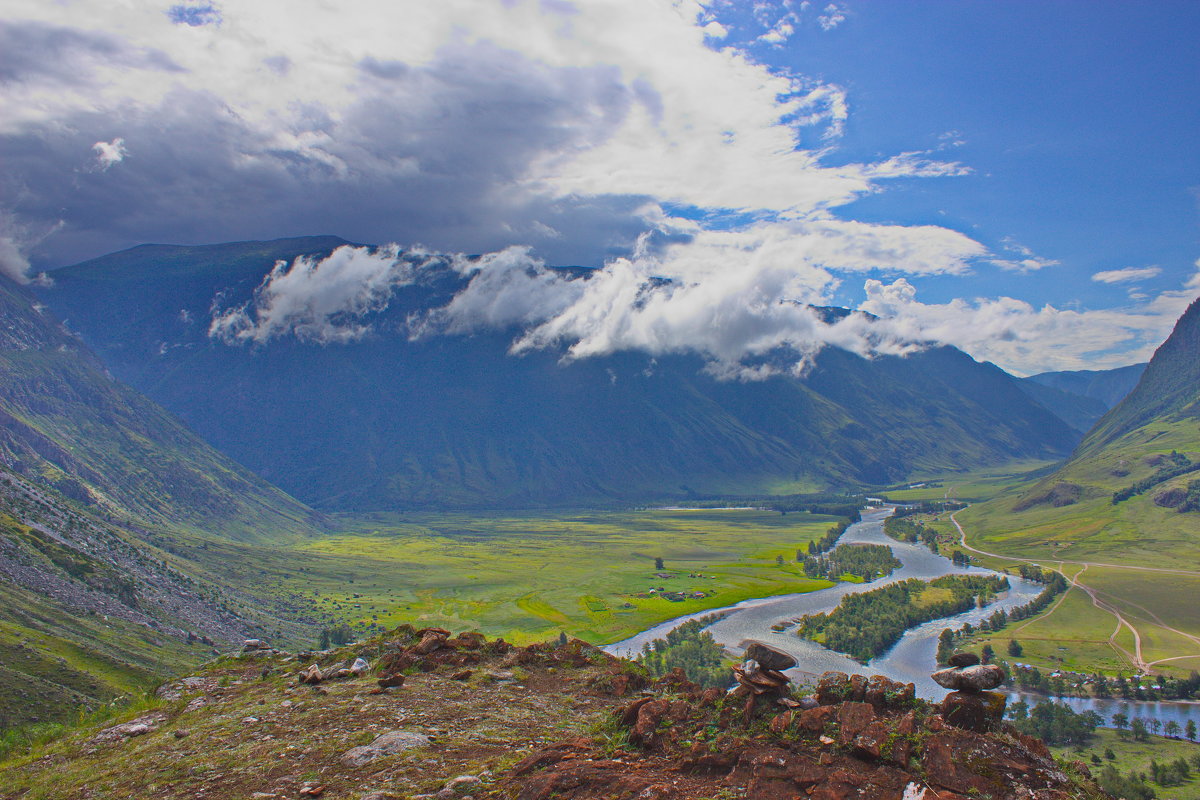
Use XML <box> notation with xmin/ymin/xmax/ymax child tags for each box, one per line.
<box><xmin>816</xmin><ymin>671</ymin><xmax>851</xmax><ymax>705</ymax></box>
<box><xmin>340</xmin><ymin>730</ymin><xmax>430</xmax><ymax>767</ymax></box>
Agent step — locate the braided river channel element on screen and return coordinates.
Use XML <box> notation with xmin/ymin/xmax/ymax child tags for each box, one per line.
<box><xmin>604</xmin><ymin>507</ymin><xmax>1200</xmax><ymax>730</ymax></box>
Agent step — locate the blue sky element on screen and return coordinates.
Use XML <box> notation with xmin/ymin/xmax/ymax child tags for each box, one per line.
<box><xmin>1</xmin><ymin>0</ymin><xmax>1198</xmax><ymax>375</ymax></box>
<box><xmin>719</xmin><ymin>0</ymin><xmax>1200</xmax><ymax>312</ymax></box>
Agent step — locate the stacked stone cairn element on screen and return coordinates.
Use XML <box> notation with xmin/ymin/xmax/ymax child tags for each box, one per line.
<box><xmin>730</xmin><ymin>643</ymin><xmax>813</xmax><ymax>723</ymax></box>
<box><xmin>931</xmin><ymin>652</ymin><xmax>1007</xmax><ymax>733</ymax></box>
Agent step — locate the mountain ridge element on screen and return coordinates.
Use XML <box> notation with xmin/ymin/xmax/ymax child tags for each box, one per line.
<box><xmin>38</xmin><ymin>237</ymin><xmax>1083</xmax><ymax>510</ymax></box>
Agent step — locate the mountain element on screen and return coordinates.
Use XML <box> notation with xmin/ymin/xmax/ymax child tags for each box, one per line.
<box><xmin>0</xmin><ymin>276</ymin><xmax>321</xmax><ymax>541</ymax></box>
<box><xmin>1014</xmin><ymin>379</ymin><xmax>1110</xmax><ymax>435</ymax></box>
<box><xmin>0</xmin><ymin>275</ymin><xmax>329</xmax><ymax>726</ymax></box>
<box><xmin>1073</xmin><ymin>300</ymin><xmax>1200</xmax><ymax>458</ymax></box>
<box><xmin>1025</xmin><ymin>363</ymin><xmax>1147</xmax><ymax>410</ymax></box>
<box><xmin>962</xmin><ymin>297</ymin><xmax>1200</xmax><ymax>567</ymax></box>
<box><xmin>39</xmin><ymin>238</ymin><xmax>1080</xmax><ymax>510</ymax></box>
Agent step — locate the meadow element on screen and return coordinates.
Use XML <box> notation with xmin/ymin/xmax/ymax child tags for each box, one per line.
<box><xmin>248</xmin><ymin>508</ymin><xmax>842</xmax><ymax>646</ymax></box>
<box><xmin>1053</xmin><ymin>728</ymin><xmax>1200</xmax><ymax>800</ymax></box>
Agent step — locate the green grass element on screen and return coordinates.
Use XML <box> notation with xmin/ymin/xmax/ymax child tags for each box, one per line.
<box><xmin>881</xmin><ymin>459</ymin><xmax>1060</xmax><ymax>502</ymax></box>
<box><xmin>1054</xmin><ymin>728</ymin><xmax>1200</xmax><ymax>800</ymax></box>
<box><xmin>248</xmin><ymin>508</ymin><xmax>842</xmax><ymax>646</ymax></box>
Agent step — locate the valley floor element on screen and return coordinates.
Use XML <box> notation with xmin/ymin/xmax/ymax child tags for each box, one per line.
<box><xmin>193</xmin><ymin>508</ymin><xmax>844</xmax><ymax>649</ymax></box>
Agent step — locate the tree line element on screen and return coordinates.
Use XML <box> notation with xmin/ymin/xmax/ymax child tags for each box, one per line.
<box><xmin>935</xmin><ymin>568</ymin><xmax>1067</xmax><ymax>664</ymax></box>
<box><xmin>799</xmin><ymin>543</ymin><xmax>902</xmax><ymax>582</ymax></box>
<box><xmin>637</xmin><ymin>614</ymin><xmax>731</xmax><ymax>688</ymax></box>
<box><xmin>1112</xmin><ymin>451</ymin><xmax>1199</xmax><ymax>504</ymax></box>
<box><xmin>797</xmin><ymin>574</ymin><xmax>1008</xmax><ymax>662</ymax></box>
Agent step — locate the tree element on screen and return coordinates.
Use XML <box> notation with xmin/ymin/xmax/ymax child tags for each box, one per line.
<box><xmin>318</xmin><ymin>628</ymin><xmax>331</xmax><ymax>649</ymax></box>
<box><xmin>1165</xmin><ymin>720</ymin><xmax>1180</xmax><ymax>738</ymax></box>
<box><xmin>1150</xmin><ymin>718</ymin><xmax>1162</xmax><ymax>736</ymax></box>
<box><xmin>1186</xmin><ymin>719</ymin><xmax>1197</xmax><ymax>741</ymax></box>
<box><xmin>1104</xmin><ymin>748</ymin><xmax>1115</xmax><ymax>760</ymax></box>
<box><xmin>1007</xmin><ymin>639</ymin><xmax>1023</xmax><ymax>657</ymax></box>
<box><xmin>1112</xmin><ymin>712</ymin><xmax>1129</xmax><ymax>737</ymax></box>
<box><xmin>654</xmin><ymin>557</ymin><xmax>664</xmax><ymax>570</ymax></box>
<box><xmin>981</xmin><ymin>643</ymin><xmax>995</xmax><ymax>664</ymax></box>
<box><xmin>1131</xmin><ymin>718</ymin><xmax>1150</xmax><ymax>742</ymax></box>
<box><xmin>776</xmin><ymin>554</ymin><xmax>785</xmax><ymax>566</ymax></box>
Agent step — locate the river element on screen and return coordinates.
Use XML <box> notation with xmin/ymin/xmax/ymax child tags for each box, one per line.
<box><xmin>604</xmin><ymin>507</ymin><xmax>1200</xmax><ymax>729</ymax></box>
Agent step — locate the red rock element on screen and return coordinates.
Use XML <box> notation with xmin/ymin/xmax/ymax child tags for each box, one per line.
<box><xmin>630</xmin><ymin>699</ymin><xmax>671</xmax><ymax>748</ymax></box>
<box><xmin>852</xmin><ymin>720</ymin><xmax>890</xmax><ymax>759</ymax></box>
<box><xmin>798</xmin><ymin>704</ymin><xmax>837</xmax><ymax>732</ymax></box>
<box><xmin>940</xmin><ymin>691</ymin><xmax>1006</xmax><ymax>733</ymax></box>
<box><xmin>413</xmin><ymin>630</ymin><xmax>448</xmax><ymax>655</ymax></box>
<box><xmin>816</xmin><ymin>671</ymin><xmax>851</xmax><ymax>705</ymax></box>
<box><xmin>376</xmin><ymin>672</ymin><xmax>405</xmax><ymax>689</ymax></box>
<box><xmin>836</xmin><ymin>701</ymin><xmax>876</xmax><ymax>743</ymax></box>
<box><xmin>699</xmin><ymin>687</ymin><xmax>725</xmax><ymax>706</ymax></box>
<box><xmin>617</xmin><ymin>696</ymin><xmax>654</xmax><ymax>727</ymax></box>
<box><xmin>848</xmin><ymin>674</ymin><xmax>868</xmax><ymax>702</ymax></box>
<box><xmin>450</xmin><ymin>669</ymin><xmax>473</xmax><ymax>681</ymax></box>
<box><xmin>769</xmin><ymin>711</ymin><xmax>793</xmax><ymax>734</ymax></box>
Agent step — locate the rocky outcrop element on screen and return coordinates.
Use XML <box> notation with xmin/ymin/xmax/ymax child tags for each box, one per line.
<box><xmin>508</xmin><ymin>667</ymin><xmax>1099</xmax><ymax>800</ymax></box>
<box><xmin>339</xmin><ymin>730</ymin><xmax>430</xmax><ymax>767</ymax></box>
<box><xmin>931</xmin><ymin>653</ymin><xmax>1007</xmax><ymax>733</ymax></box>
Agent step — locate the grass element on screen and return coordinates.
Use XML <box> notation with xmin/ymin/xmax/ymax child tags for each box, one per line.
<box><xmin>236</xmin><ymin>508</ymin><xmax>844</xmax><ymax>646</ymax></box>
<box><xmin>1053</xmin><ymin>728</ymin><xmax>1200</xmax><ymax>800</ymax></box>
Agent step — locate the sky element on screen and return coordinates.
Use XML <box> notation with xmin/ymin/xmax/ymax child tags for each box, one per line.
<box><xmin>2</xmin><ymin>0</ymin><xmax>1199</xmax><ymax>376</ymax></box>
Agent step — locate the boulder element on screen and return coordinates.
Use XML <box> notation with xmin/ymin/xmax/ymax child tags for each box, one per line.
<box><xmin>241</xmin><ymin>639</ymin><xmax>269</xmax><ymax>651</ymax></box>
<box><xmin>931</xmin><ymin>664</ymin><xmax>1004</xmax><ymax>692</ymax></box>
<box><xmin>816</xmin><ymin>671</ymin><xmax>851</xmax><ymax>705</ymax></box>
<box><xmin>744</xmin><ymin>642</ymin><xmax>797</xmax><ymax>672</ymax></box>
<box><xmin>298</xmin><ymin>664</ymin><xmax>324</xmax><ymax>685</ymax></box>
<box><xmin>948</xmin><ymin>652</ymin><xmax>981</xmax><ymax>668</ymax></box>
<box><xmin>340</xmin><ymin>730</ymin><xmax>431</xmax><ymax>767</ymax></box>
<box><xmin>940</xmin><ymin>690</ymin><xmax>1007</xmax><ymax>733</ymax></box>
<box><xmin>350</xmin><ymin>657</ymin><xmax>369</xmax><ymax>675</ymax></box>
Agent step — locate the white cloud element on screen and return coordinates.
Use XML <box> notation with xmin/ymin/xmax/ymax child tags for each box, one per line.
<box><xmin>989</xmin><ymin>237</ymin><xmax>1058</xmax><ymax>272</ymax></box>
<box><xmin>2</xmin><ymin>0</ymin><xmax>970</xmax><ymax>269</ymax></box>
<box><xmin>92</xmin><ymin>137</ymin><xmax>127</xmax><ymax>170</ymax></box>
<box><xmin>818</xmin><ymin>3</ymin><xmax>847</xmax><ymax>30</ymax></box>
<box><xmin>1092</xmin><ymin>265</ymin><xmax>1162</xmax><ymax>284</ymax></box>
<box><xmin>209</xmin><ymin>244</ymin><xmax>419</xmax><ymax>344</ymax></box>
<box><xmin>857</xmin><ymin>273</ymin><xmax>1200</xmax><ymax>375</ymax></box>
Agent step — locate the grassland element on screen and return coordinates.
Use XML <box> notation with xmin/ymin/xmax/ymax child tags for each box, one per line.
<box><xmin>897</xmin><ymin>424</ymin><xmax>1200</xmax><ymax>678</ymax></box>
<box><xmin>239</xmin><ymin>508</ymin><xmax>842</xmax><ymax>647</ymax></box>
<box><xmin>1053</xmin><ymin>729</ymin><xmax>1200</xmax><ymax>800</ymax></box>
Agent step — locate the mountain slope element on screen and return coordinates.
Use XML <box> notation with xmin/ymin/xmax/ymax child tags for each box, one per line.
<box><xmin>1015</xmin><ymin>378</ymin><xmax>1110</xmax><ymax>435</ymax></box>
<box><xmin>0</xmin><ymin>276</ymin><xmax>332</xmax><ymax>726</ymax></box>
<box><xmin>1025</xmin><ymin>363</ymin><xmax>1146</xmax><ymax>410</ymax></box>
<box><xmin>956</xmin><ymin>297</ymin><xmax>1200</xmax><ymax>673</ymax></box>
<box><xmin>39</xmin><ymin>238</ymin><xmax>1080</xmax><ymax>509</ymax></box>
<box><xmin>0</xmin><ymin>276</ymin><xmax>321</xmax><ymax>540</ymax></box>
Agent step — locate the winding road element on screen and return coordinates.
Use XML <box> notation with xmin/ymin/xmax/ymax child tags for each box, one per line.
<box><xmin>950</xmin><ymin>509</ymin><xmax>1200</xmax><ymax>672</ymax></box>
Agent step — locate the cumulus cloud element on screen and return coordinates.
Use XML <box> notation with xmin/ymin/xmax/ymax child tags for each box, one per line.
<box><xmin>210</xmin><ymin>244</ymin><xmax>419</xmax><ymax>344</ymax></box>
<box><xmin>1</xmin><ymin>0</ymin><xmax>968</xmax><ymax>270</ymax></box>
<box><xmin>92</xmin><ymin>138</ymin><xmax>127</xmax><ymax>170</ymax></box>
<box><xmin>1092</xmin><ymin>266</ymin><xmax>1162</xmax><ymax>284</ymax></box>
<box><xmin>857</xmin><ymin>273</ymin><xmax>1200</xmax><ymax>375</ymax></box>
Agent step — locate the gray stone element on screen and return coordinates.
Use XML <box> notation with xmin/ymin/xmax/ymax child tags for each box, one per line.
<box><xmin>340</xmin><ymin>730</ymin><xmax>430</xmax><ymax>767</ymax></box>
<box><xmin>744</xmin><ymin>642</ymin><xmax>797</xmax><ymax>672</ymax></box>
<box><xmin>351</xmin><ymin>657</ymin><xmax>370</xmax><ymax>675</ymax></box>
<box><xmin>931</xmin><ymin>664</ymin><xmax>1004</xmax><ymax>692</ymax></box>
<box><xmin>445</xmin><ymin>775</ymin><xmax>482</xmax><ymax>794</ymax></box>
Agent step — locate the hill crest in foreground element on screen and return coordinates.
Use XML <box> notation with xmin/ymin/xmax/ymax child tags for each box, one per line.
<box><xmin>0</xmin><ymin>627</ymin><xmax>1104</xmax><ymax>800</ymax></box>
